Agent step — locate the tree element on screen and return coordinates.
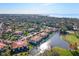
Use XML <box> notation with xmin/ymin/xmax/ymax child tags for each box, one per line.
<box><xmin>23</xmin><ymin>31</ymin><xmax>29</xmax><ymax>36</ymax></box>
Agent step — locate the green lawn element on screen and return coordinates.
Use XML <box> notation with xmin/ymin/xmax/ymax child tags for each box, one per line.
<box><xmin>15</xmin><ymin>52</ymin><xmax>29</xmax><ymax>56</ymax></box>
<box><xmin>28</xmin><ymin>44</ymin><xmax>33</xmax><ymax>50</ymax></box>
<box><xmin>61</xmin><ymin>34</ymin><xmax>79</xmax><ymax>44</ymax></box>
<box><xmin>42</xmin><ymin>47</ymin><xmax>72</xmax><ymax>56</ymax></box>
<box><xmin>52</xmin><ymin>47</ymin><xmax>73</xmax><ymax>56</ymax></box>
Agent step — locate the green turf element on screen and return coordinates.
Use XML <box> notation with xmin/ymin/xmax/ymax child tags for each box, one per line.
<box><xmin>51</xmin><ymin>47</ymin><xmax>73</xmax><ymax>56</ymax></box>
<box><xmin>61</xmin><ymin>34</ymin><xmax>79</xmax><ymax>44</ymax></box>
<box><xmin>16</xmin><ymin>52</ymin><xmax>29</xmax><ymax>56</ymax></box>
<box><xmin>42</xmin><ymin>47</ymin><xmax>73</xmax><ymax>56</ymax></box>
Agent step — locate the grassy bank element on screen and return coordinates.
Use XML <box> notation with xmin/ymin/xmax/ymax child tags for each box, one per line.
<box><xmin>61</xmin><ymin>34</ymin><xmax>79</xmax><ymax>45</ymax></box>
<box><xmin>41</xmin><ymin>47</ymin><xmax>73</xmax><ymax>56</ymax></box>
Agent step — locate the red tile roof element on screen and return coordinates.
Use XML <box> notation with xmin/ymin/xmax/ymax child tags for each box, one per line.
<box><xmin>11</xmin><ymin>40</ymin><xmax>28</xmax><ymax>49</ymax></box>
<box><xmin>31</xmin><ymin>35</ymin><xmax>42</xmax><ymax>41</ymax></box>
<box><xmin>0</xmin><ymin>42</ymin><xmax>6</xmax><ymax>48</ymax></box>
<box><xmin>40</xmin><ymin>32</ymin><xmax>48</xmax><ymax>37</ymax></box>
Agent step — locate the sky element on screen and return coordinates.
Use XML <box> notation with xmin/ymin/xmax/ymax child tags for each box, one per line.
<box><xmin>0</xmin><ymin>3</ymin><xmax>79</xmax><ymax>18</ymax></box>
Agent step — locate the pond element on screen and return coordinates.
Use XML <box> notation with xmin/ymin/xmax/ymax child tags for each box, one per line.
<box><xmin>49</xmin><ymin>32</ymin><xmax>71</xmax><ymax>50</ymax></box>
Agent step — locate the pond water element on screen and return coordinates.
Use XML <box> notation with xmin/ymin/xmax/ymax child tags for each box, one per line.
<box><xmin>49</xmin><ymin>32</ymin><xmax>71</xmax><ymax>50</ymax></box>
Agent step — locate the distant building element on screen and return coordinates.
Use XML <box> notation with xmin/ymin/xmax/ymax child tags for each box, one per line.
<box><xmin>73</xmin><ymin>25</ymin><xmax>78</xmax><ymax>31</ymax></box>
<box><xmin>28</xmin><ymin>28</ymin><xmax>36</xmax><ymax>33</ymax></box>
<box><xmin>0</xmin><ymin>23</ymin><xmax>4</xmax><ymax>35</ymax></box>
<box><xmin>44</xmin><ymin>28</ymin><xmax>53</xmax><ymax>33</ymax></box>
<box><xmin>14</xmin><ymin>31</ymin><xmax>23</xmax><ymax>35</ymax></box>
<box><xmin>0</xmin><ymin>42</ymin><xmax>6</xmax><ymax>52</ymax></box>
<box><xmin>66</xmin><ymin>31</ymin><xmax>74</xmax><ymax>34</ymax></box>
<box><xmin>6</xmin><ymin>29</ymin><xmax>12</xmax><ymax>32</ymax></box>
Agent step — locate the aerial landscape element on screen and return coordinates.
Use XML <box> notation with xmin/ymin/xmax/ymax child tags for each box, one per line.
<box><xmin>0</xmin><ymin>3</ymin><xmax>79</xmax><ymax>56</ymax></box>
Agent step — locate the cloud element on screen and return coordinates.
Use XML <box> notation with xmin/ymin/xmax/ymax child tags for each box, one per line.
<box><xmin>0</xmin><ymin>9</ymin><xmax>52</xmax><ymax>14</ymax></box>
<box><xmin>40</xmin><ymin>3</ymin><xmax>52</xmax><ymax>6</ymax></box>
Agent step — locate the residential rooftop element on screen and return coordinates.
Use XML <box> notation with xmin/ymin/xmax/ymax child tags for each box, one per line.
<box><xmin>11</xmin><ymin>39</ymin><xmax>28</xmax><ymax>49</ymax></box>
<box><xmin>30</xmin><ymin>35</ymin><xmax>42</xmax><ymax>42</ymax></box>
<box><xmin>0</xmin><ymin>42</ymin><xmax>6</xmax><ymax>49</ymax></box>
